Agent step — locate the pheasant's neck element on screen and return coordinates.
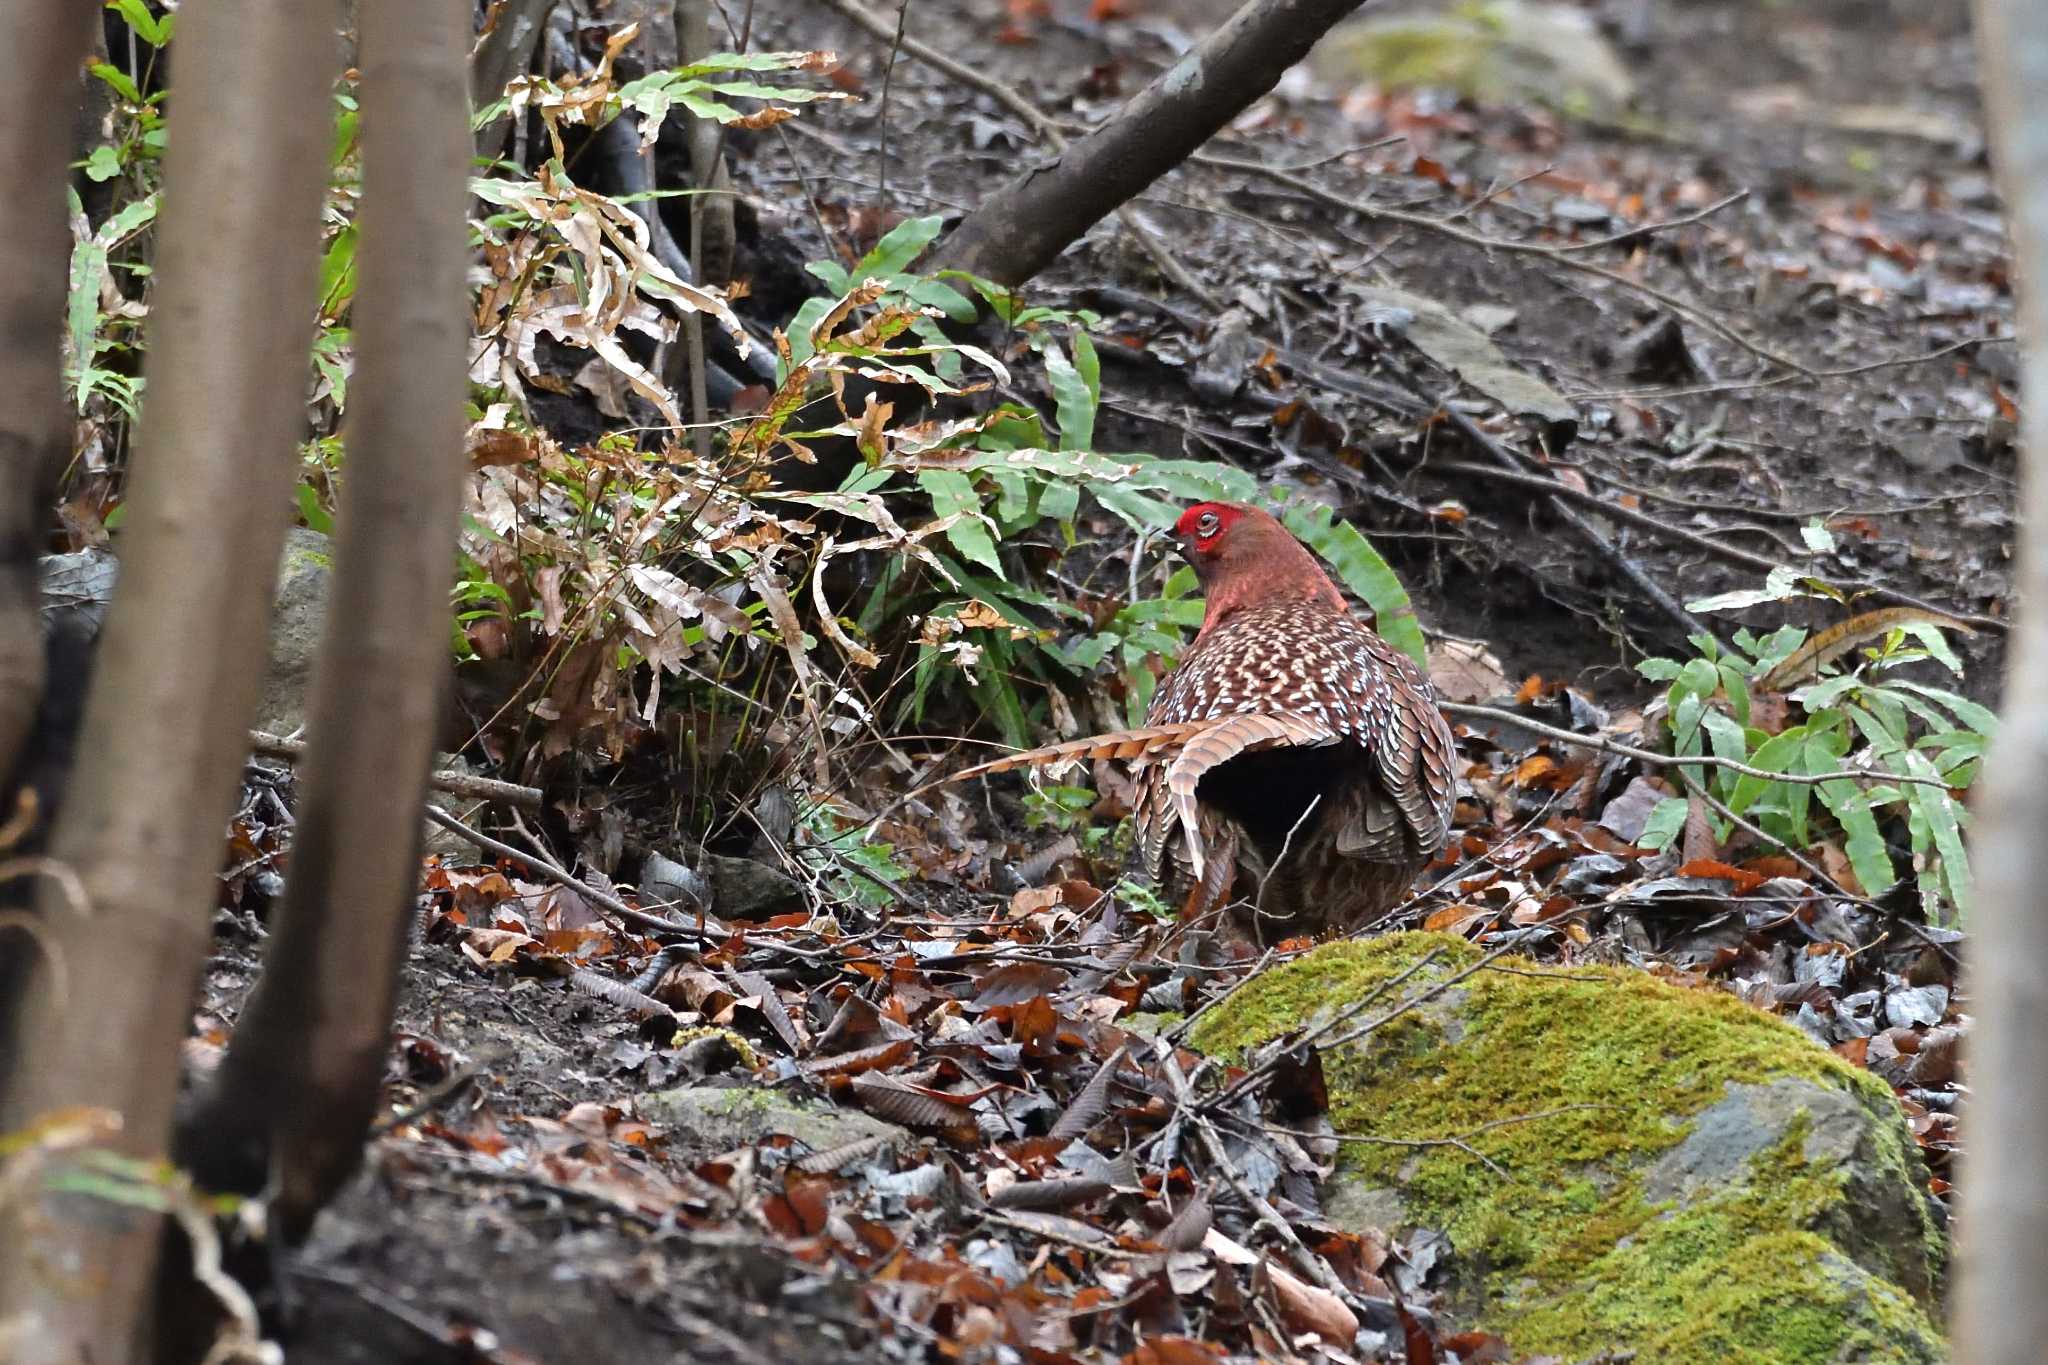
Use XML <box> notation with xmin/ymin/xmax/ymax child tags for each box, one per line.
<box><xmin>1198</xmin><ymin>573</ymin><xmax>1347</xmax><ymax>637</ymax></box>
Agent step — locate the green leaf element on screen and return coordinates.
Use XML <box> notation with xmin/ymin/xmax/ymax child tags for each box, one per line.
<box><xmin>899</xmin><ymin>276</ymin><xmax>977</xmax><ymax>323</ymax></box>
<box><xmin>82</xmin><ymin>144</ymin><xmax>123</xmax><ymax>182</ymax></box>
<box><xmin>856</xmin><ymin>214</ymin><xmax>945</xmax><ymax>277</ymax></box>
<box><xmin>1885</xmin><ymin>679</ymin><xmax>1997</xmax><ymax>736</ymax></box>
<box><xmin>1796</xmin><ymin>674</ymin><xmax>1862</xmax><ymax>712</ymax></box>
<box><xmin>90</xmin><ymin>61</ymin><xmax>143</xmax><ymax>104</ymax></box>
<box><xmin>1639</xmin><ymin>797</ymin><xmax>1689</xmax><ymax>852</ymax></box>
<box><xmin>804</xmin><ymin>258</ymin><xmax>853</xmax><ymax>294</ymax></box>
<box><xmin>782</xmin><ymin>295</ymin><xmax>835</xmax><ymax>371</ymax></box>
<box><xmin>970</xmin><ymin>637</ymin><xmax>1034</xmax><ymax>748</ymax></box>
<box><xmin>1635</xmin><ymin>657</ymin><xmax>1684</xmax><ymax>682</ymax></box>
<box><xmin>1749</xmin><ymin>625</ymin><xmax>1809</xmax><ymax>677</ymax></box>
<box><xmin>1672</xmin><ymin>656</ymin><xmax>1720</xmax><ymax>704</ymax></box>
<box><xmin>295</xmin><ymin>482</ymin><xmax>334</xmax><ymax>535</ymax></box>
<box><xmin>109</xmin><ymin>0</ymin><xmax>170</xmax><ymax>48</ymax></box>
<box><xmin>1726</xmin><ymin>726</ymin><xmax>1809</xmax><ymax>816</ymax></box>
<box><xmin>1799</xmin><ymin>518</ymin><xmax>1836</xmax><ymax>554</ymax></box>
<box><xmin>1902</xmin><ymin>749</ymin><xmax>1971</xmax><ymax>922</ymax></box>
<box><xmin>1699</xmin><ymin>709</ymin><xmax>1748</xmax><ymax>798</ymax></box>
<box><xmin>1280</xmin><ymin>504</ymin><xmax>1427</xmax><ymax>667</ymax></box>
<box><xmin>1045</xmin><ymin>340</ymin><xmax>1098</xmax><ymax>452</ymax></box>
<box><xmin>318</xmin><ymin>226</ymin><xmax>358</xmax><ymax>319</ymax></box>
<box><xmin>1815</xmin><ymin>775</ymin><xmax>1895</xmax><ymax>897</ymax></box>
<box><xmin>1670</xmin><ymin>692</ymin><xmax>1706</xmax><ymax>759</ymax></box>
<box><xmin>1894</xmin><ymin>622</ymin><xmax>1963</xmax><ymax>674</ymax></box>
<box><xmin>1119</xmin><ymin>598</ymin><xmax>1207</xmax><ymax>628</ymax></box>
<box><xmin>1717</xmin><ymin>660</ymin><xmax>1752</xmax><ymax>726</ymax></box>
<box><xmin>1094</xmin><ymin>483</ymin><xmax>1178</xmax><ymax>533</ymax></box>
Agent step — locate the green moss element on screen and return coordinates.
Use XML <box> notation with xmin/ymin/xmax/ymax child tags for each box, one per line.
<box><xmin>1190</xmin><ymin>934</ymin><xmax>1945</xmax><ymax>1363</ymax></box>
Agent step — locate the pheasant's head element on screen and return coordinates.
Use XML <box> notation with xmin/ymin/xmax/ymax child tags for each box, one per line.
<box><xmin>1171</xmin><ymin>502</ymin><xmax>1347</xmax><ymax>633</ymax></box>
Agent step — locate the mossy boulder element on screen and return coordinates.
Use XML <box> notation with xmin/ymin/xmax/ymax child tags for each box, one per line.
<box><xmin>1315</xmin><ymin>1</ymin><xmax>1634</xmax><ymax>118</ymax></box>
<box><xmin>1189</xmin><ymin>933</ymin><xmax>1946</xmax><ymax>1364</ymax></box>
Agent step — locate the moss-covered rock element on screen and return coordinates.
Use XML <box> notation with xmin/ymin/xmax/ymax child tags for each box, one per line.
<box><xmin>1314</xmin><ymin>1</ymin><xmax>1634</xmax><ymax>118</ymax></box>
<box><xmin>1189</xmin><ymin>933</ymin><xmax>1945</xmax><ymax>1364</ymax></box>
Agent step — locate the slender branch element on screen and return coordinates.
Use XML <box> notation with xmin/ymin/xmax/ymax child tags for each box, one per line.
<box><xmin>248</xmin><ymin>729</ymin><xmax>544</xmax><ymax>808</ymax></box>
<box><xmin>1430</xmin><ymin>459</ymin><xmax>2008</xmax><ymax>632</ymax></box>
<box><xmin>1442</xmin><ymin>701</ymin><xmax>1955</xmax><ymax>790</ymax></box>
<box><xmin>423</xmin><ymin>804</ymin><xmax>706</xmax><ymax>938</ymax></box>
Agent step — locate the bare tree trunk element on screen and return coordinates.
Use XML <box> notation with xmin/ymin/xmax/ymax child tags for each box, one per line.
<box><xmin>174</xmin><ymin>0</ymin><xmax>472</xmax><ymax>1239</ymax></box>
<box><xmin>0</xmin><ymin>5</ymin><xmax>95</xmax><ymax>789</ymax></box>
<box><xmin>929</xmin><ymin>0</ymin><xmax>1373</xmax><ymax>284</ymax></box>
<box><xmin>473</xmin><ymin>0</ymin><xmax>558</xmax><ymax>158</ymax></box>
<box><xmin>1957</xmin><ymin>6</ymin><xmax>2048</xmax><ymax>1359</ymax></box>
<box><xmin>0</xmin><ymin>2</ymin><xmax>342</xmax><ymax>1359</ymax></box>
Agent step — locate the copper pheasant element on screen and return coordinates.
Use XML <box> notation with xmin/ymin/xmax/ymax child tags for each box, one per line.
<box><xmin>940</xmin><ymin>502</ymin><xmax>1458</xmax><ymax>937</ymax></box>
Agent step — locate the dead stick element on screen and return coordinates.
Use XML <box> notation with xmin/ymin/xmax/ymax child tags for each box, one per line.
<box><xmin>247</xmin><ymin>729</ymin><xmax>543</xmax><ymax>809</ymax></box>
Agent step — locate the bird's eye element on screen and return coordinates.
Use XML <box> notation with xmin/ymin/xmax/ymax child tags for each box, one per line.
<box><xmin>1196</xmin><ymin>512</ymin><xmax>1220</xmax><ymax>538</ymax></box>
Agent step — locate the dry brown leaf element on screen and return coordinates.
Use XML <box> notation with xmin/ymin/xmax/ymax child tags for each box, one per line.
<box><xmin>1260</xmin><ymin>1257</ymin><xmax>1358</xmax><ymax>1343</ymax></box>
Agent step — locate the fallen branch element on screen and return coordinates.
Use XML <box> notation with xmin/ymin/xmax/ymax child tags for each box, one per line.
<box><xmin>423</xmin><ymin>804</ymin><xmax>706</xmax><ymax>938</ymax></box>
<box><xmin>1442</xmin><ymin>700</ymin><xmax>1955</xmax><ymax>790</ymax></box>
<box><xmin>924</xmin><ymin>0</ymin><xmax>1379</xmax><ymax>285</ymax></box>
<box><xmin>248</xmin><ymin>729</ymin><xmax>544</xmax><ymax>809</ymax></box>
<box><xmin>1431</xmin><ymin>459</ymin><xmax>2009</xmax><ymax>633</ymax></box>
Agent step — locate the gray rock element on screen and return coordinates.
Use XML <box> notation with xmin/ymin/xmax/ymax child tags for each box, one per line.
<box><xmin>1316</xmin><ymin>0</ymin><xmax>1635</xmax><ymax>116</ymax></box>
<box><xmin>701</xmin><ymin>852</ymin><xmax>805</xmax><ymax>920</ymax></box>
<box><xmin>258</xmin><ymin>527</ymin><xmax>334</xmax><ymax>737</ymax></box>
<box><xmin>1189</xmin><ymin>933</ymin><xmax>1947</xmax><ymax>1363</ymax></box>
<box><xmin>638</xmin><ymin>1084</ymin><xmax>910</xmax><ymax>1156</ymax></box>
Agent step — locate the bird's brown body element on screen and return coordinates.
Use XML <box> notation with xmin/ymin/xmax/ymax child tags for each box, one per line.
<box><xmin>937</xmin><ymin>502</ymin><xmax>1457</xmax><ymax>938</ymax></box>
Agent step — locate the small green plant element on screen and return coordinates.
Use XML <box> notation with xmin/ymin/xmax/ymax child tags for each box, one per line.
<box><xmin>798</xmin><ymin>803</ymin><xmax>912</xmax><ymax>910</ymax></box>
<box><xmin>1635</xmin><ymin>563</ymin><xmax>1990</xmax><ymax>923</ymax></box>
<box><xmin>1113</xmin><ymin>876</ymin><xmax>1174</xmax><ymax>920</ymax></box>
<box><xmin>749</xmin><ymin>216</ymin><xmax>1434</xmax><ymax>750</ymax></box>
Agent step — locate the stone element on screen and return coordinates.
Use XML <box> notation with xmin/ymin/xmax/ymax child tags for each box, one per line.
<box><xmin>701</xmin><ymin>852</ymin><xmax>805</xmax><ymax>920</ymax></box>
<box><xmin>638</xmin><ymin>1084</ymin><xmax>911</xmax><ymax>1156</ymax></box>
<box><xmin>258</xmin><ymin>526</ymin><xmax>334</xmax><ymax>737</ymax></box>
<box><xmin>1191</xmin><ymin>933</ymin><xmax>1946</xmax><ymax>1364</ymax></box>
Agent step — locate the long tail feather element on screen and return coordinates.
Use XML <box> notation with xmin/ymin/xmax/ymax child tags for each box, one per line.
<box><xmin>907</xmin><ymin>722</ymin><xmax>1215</xmax><ymax>805</ymax></box>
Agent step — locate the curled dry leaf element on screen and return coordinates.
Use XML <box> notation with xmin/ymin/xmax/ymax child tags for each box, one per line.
<box><xmin>1259</xmin><ymin>1256</ymin><xmax>1359</xmax><ymax>1344</ymax></box>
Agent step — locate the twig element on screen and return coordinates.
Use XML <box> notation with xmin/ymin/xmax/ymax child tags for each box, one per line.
<box><xmin>820</xmin><ymin>0</ymin><xmax>1216</xmax><ymax>303</ymax></box>
<box><xmin>422</xmin><ymin>804</ymin><xmax>705</xmax><ymax>937</ymax></box>
<box><xmin>1675</xmin><ymin>769</ymin><xmax>1959</xmax><ymax>967</ymax></box>
<box><xmin>248</xmin><ymin>729</ymin><xmax>544</xmax><ymax>808</ymax></box>
<box><xmin>1413</xmin><ymin>376</ymin><xmax>1711</xmax><ymax>641</ymax></box>
<box><xmin>1429</xmin><ymin>460</ymin><xmax>2008</xmax><ymax>632</ymax></box>
<box><xmin>1201</xmin><ymin>947</ymin><xmax>1452</xmax><ymax>1115</ymax></box>
<box><xmin>1198</xmin><ymin>151</ymin><xmax>1809</xmax><ymax>376</ymax></box>
<box><xmin>1441</xmin><ymin>701</ymin><xmax>1955</xmax><ymax>790</ymax></box>
<box><xmin>371</xmin><ymin>1056</ymin><xmax>491</xmax><ymax>1134</ymax></box>
<box><xmin>1570</xmin><ymin>332</ymin><xmax>2014</xmax><ymax>403</ymax></box>
<box><xmin>814</xmin><ymin>0</ymin><xmax>1062</xmax><ymax>144</ymax></box>
<box><xmin>1317</xmin><ymin>940</ymin><xmax>1523</xmax><ymax>1053</ymax></box>
<box><xmin>1159</xmin><ymin>1046</ymin><xmax>1351</xmax><ymax>1299</ymax></box>
<box><xmin>1259</xmin><ymin>1103</ymin><xmax>1620</xmax><ymax>1180</ymax></box>
<box><xmin>873</xmin><ymin>0</ymin><xmax>913</xmax><ymax>215</ymax></box>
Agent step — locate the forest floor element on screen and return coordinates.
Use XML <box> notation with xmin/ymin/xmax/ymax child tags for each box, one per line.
<box><xmin>185</xmin><ymin>0</ymin><xmax>2005</xmax><ymax>1360</ymax></box>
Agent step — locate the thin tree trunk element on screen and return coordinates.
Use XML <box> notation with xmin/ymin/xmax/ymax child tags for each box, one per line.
<box><xmin>0</xmin><ymin>5</ymin><xmax>96</xmax><ymax>789</ymax></box>
<box><xmin>0</xmin><ymin>2</ymin><xmax>342</xmax><ymax>1359</ymax></box>
<box><xmin>473</xmin><ymin>0</ymin><xmax>557</xmax><ymax>158</ymax></box>
<box><xmin>1956</xmin><ymin>4</ymin><xmax>2048</xmax><ymax>1358</ymax></box>
<box><xmin>174</xmin><ymin>0</ymin><xmax>472</xmax><ymax>1239</ymax></box>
